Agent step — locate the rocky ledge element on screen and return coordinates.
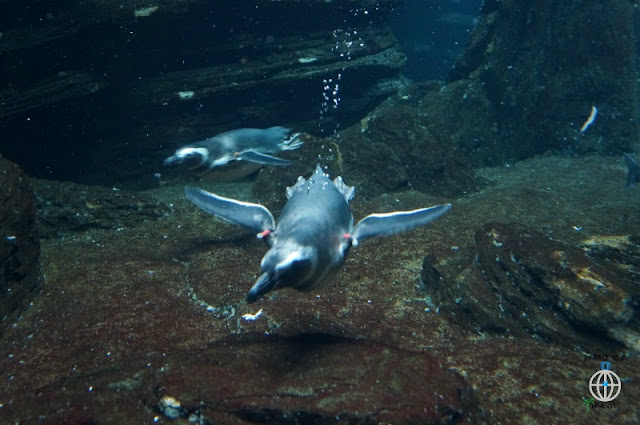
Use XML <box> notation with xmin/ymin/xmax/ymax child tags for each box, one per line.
<box><xmin>0</xmin><ymin>155</ymin><xmax>40</xmax><ymax>332</ymax></box>
<box><xmin>0</xmin><ymin>154</ymin><xmax>638</xmax><ymax>424</ymax></box>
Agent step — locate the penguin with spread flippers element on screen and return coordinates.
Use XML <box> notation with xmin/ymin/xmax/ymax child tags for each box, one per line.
<box><xmin>184</xmin><ymin>165</ymin><xmax>451</xmax><ymax>303</ymax></box>
<box><xmin>623</xmin><ymin>153</ymin><xmax>640</xmax><ymax>187</ymax></box>
<box><xmin>163</xmin><ymin>126</ymin><xmax>302</xmax><ymax>181</ymax></box>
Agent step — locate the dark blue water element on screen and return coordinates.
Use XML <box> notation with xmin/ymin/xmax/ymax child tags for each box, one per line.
<box><xmin>390</xmin><ymin>0</ymin><xmax>484</xmax><ymax>80</ymax></box>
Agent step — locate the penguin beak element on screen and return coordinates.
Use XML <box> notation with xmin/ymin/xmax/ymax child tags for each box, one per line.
<box><xmin>163</xmin><ymin>155</ymin><xmax>179</xmax><ymax>166</ymax></box>
<box><xmin>248</xmin><ymin>245</ymin><xmax>316</xmax><ymax>302</ymax></box>
<box><xmin>247</xmin><ymin>272</ymin><xmax>275</xmax><ymax>303</ymax></box>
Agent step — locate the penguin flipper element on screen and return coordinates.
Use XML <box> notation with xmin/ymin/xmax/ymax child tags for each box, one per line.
<box><xmin>351</xmin><ymin>204</ymin><xmax>452</xmax><ymax>246</ymax></box>
<box><xmin>185</xmin><ymin>186</ymin><xmax>275</xmax><ymax>234</ymax></box>
<box><xmin>237</xmin><ymin>150</ymin><xmax>292</xmax><ymax>166</ymax></box>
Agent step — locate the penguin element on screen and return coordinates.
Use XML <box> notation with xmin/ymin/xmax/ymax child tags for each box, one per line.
<box><xmin>623</xmin><ymin>153</ymin><xmax>640</xmax><ymax>187</ymax></box>
<box><xmin>184</xmin><ymin>165</ymin><xmax>451</xmax><ymax>303</ymax></box>
<box><xmin>163</xmin><ymin>126</ymin><xmax>302</xmax><ymax>181</ymax></box>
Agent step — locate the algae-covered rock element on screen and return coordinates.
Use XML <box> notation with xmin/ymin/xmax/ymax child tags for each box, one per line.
<box><xmin>423</xmin><ymin>222</ymin><xmax>637</xmax><ymax>351</ymax></box>
<box><xmin>0</xmin><ymin>155</ymin><xmax>40</xmax><ymax>326</ymax></box>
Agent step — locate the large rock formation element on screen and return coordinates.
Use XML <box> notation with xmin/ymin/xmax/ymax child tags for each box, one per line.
<box><xmin>256</xmin><ymin>0</ymin><xmax>639</xmax><ymax>199</ymax></box>
<box><xmin>0</xmin><ymin>155</ymin><xmax>40</xmax><ymax>329</ymax></box>
<box><xmin>422</xmin><ymin>222</ymin><xmax>638</xmax><ymax>351</ymax></box>
<box><xmin>447</xmin><ymin>0</ymin><xmax>639</xmax><ymax>158</ymax></box>
<box><xmin>31</xmin><ymin>179</ymin><xmax>170</xmax><ymax>238</ymax></box>
<box><xmin>2</xmin><ymin>154</ymin><xmax>639</xmax><ymax>424</ymax></box>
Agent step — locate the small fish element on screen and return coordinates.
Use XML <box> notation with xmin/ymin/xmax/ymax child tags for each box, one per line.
<box><xmin>163</xmin><ymin>126</ymin><xmax>302</xmax><ymax>181</ymax></box>
<box><xmin>623</xmin><ymin>153</ymin><xmax>640</xmax><ymax>187</ymax></box>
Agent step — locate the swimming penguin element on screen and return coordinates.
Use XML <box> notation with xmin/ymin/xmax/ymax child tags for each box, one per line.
<box><xmin>163</xmin><ymin>126</ymin><xmax>302</xmax><ymax>181</ymax></box>
<box><xmin>623</xmin><ymin>153</ymin><xmax>640</xmax><ymax>187</ymax></box>
<box><xmin>185</xmin><ymin>165</ymin><xmax>451</xmax><ymax>303</ymax></box>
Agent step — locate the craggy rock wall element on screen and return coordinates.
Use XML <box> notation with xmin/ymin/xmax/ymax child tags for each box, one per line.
<box><xmin>0</xmin><ymin>0</ymin><xmax>405</xmax><ymax>185</ymax></box>
<box><xmin>256</xmin><ymin>0</ymin><xmax>640</xmax><ymax>200</ymax></box>
<box><xmin>448</xmin><ymin>0</ymin><xmax>639</xmax><ymax>159</ymax></box>
<box><xmin>0</xmin><ymin>155</ymin><xmax>40</xmax><ymax>330</ymax></box>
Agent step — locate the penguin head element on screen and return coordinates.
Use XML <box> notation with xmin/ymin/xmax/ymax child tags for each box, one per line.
<box><xmin>163</xmin><ymin>147</ymin><xmax>210</xmax><ymax>168</ymax></box>
<box><xmin>247</xmin><ymin>242</ymin><xmax>317</xmax><ymax>303</ymax></box>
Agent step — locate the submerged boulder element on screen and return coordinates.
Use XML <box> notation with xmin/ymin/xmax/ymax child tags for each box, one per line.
<box><xmin>0</xmin><ymin>155</ymin><xmax>40</xmax><ymax>328</ymax></box>
<box><xmin>422</xmin><ymin>222</ymin><xmax>638</xmax><ymax>351</ymax></box>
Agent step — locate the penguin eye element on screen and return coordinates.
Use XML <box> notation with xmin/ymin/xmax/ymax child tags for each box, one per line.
<box><xmin>182</xmin><ymin>154</ymin><xmax>204</xmax><ymax>166</ymax></box>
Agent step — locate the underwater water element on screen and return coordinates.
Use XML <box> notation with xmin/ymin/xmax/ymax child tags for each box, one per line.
<box><xmin>390</xmin><ymin>0</ymin><xmax>484</xmax><ymax>80</ymax></box>
<box><xmin>0</xmin><ymin>1</ymin><xmax>639</xmax><ymax>424</ymax></box>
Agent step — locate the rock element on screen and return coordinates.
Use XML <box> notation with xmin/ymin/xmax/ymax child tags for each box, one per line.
<box><xmin>423</xmin><ymin>222</ymin><xmax>637</xmax><ymax>351</ymax></box>
<box><xmin>0</xmin><ymin>190</ymin><xmax>480</xmax><ymax>423</ymax></box>
<box><xmin>2</xmin><ymin>155</ymin><xmax>640</xmax><ymax>423</ymax></box>
<box><xmin>153</xmin><ymin>335</ymin><xmax>477</xmax><ymax>425</ymax></box>
<box><xmin>0</xmin><ymin>155</ymin><xmax>40</xmax><ymax>328</ymax></box>
<box><xmin>253</xmin><ymin>0</ymin><xmax>639</xmax><ymax>201</ymax></box>
<box><xmin>30</xmin><ymin>179</ymin><xmax>171</xmax><ymax>238</ymax></box>
<box><xmin>251</xmin><ymin>82</ymin><xmax>488</xmax><ymax>203</ymax></box>
<box><xmin>338</xmin><ymin>83</ymin><xmax>489</xmax><ymax>197</ymax></box>
<box><xmin>448</xmin><ymin>0</ymin><xmax>638</xmax><ymax>156</ymax></box>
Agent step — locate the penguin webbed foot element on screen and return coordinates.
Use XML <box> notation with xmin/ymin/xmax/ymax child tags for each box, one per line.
<box><xmin>238</xmin><ymin>150</ymin><xmax>293</xmax><ymax>166</ymax></box>
<box><xmin>280</xmin><ymin>132</ymin><xmax>303</xmax><ymax>151</ymax></box>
